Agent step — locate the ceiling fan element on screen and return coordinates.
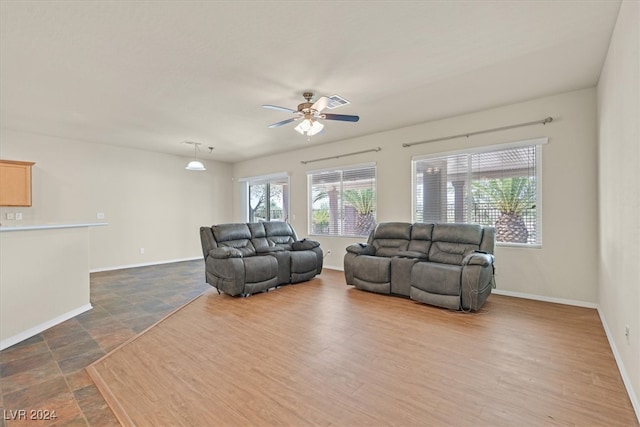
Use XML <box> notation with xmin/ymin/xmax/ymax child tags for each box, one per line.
<box><xmin>262</xmin><ymin>92</ymin><xmax>359</xmax><ymax>137</ymax></box>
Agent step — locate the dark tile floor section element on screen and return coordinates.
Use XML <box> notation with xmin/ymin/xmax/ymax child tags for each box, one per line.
<box><xmin>0</xmin><ymin>260</ymin><xmax>209</xmax><ymax>426</ymax></box>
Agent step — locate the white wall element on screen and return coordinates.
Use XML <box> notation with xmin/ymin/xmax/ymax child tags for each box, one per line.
<box><xmin>1</xmin><ymin>226</ymin><xmax>91</xmax><ymax>349</ymax></box>
<box><xmin>0</xmin><ymin>129</ymin><xmax>234</xmax><ymax>270</ymax></box>
<box><xmin>597</xmin><ymin>0</ymin><xmax>640</xmax><ymax>415</ymax></box>
<box><xmin>233</xmin><ymin>88</ymin><xmax>599</xmax><ymax>304</ymax></box>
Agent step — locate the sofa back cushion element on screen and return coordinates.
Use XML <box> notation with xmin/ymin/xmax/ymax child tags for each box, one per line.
<box><xmin>428</xmin><ymin>223</ymin><xmax>482</xmax><ymax>265</ymax></box>
<box><xmin>264</xmin><ymin>221</ymin><xmax>296</xmax><ymax>250</ymax></box>
<box><xmin>370</xmin><ymin>222</ymin><xmax>411</xmax><ymax>257</ymax></box>
<box><xmin>407</xmin><ymin>223</ymin><xmax>433</xmax><ymax>255</ymax></box>
<box><xmin>248</xmin><ymin>222</ymin><xmax>276</xmax><ymax>252</ymax></box>
<box><xmin>212</xmin><ymin>223</ymin><xmax>256</xmax><ymax>257</ymax></box>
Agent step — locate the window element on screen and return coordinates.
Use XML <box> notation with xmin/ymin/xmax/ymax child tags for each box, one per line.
<box><xmin>308</xmin><ymin>164</ymin><xmax>376</xmax><ymax>237</ymax></box>
<box><xmin>412</xmin><ymin>138</ymin><xmax>545</xmax><ymax>246</ymax></box>
<box><xmin>240</xmin><ymin>174</ymin><xmax>289</xmax><ymax>222</ymax></box>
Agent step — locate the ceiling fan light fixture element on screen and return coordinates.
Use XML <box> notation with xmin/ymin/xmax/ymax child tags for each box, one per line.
<box><xmin>294</xmin><ymin>119</ymin><xmax>312</xmax><ymax>134</ymax></box>
<box><xmin>294</xmin><ymin>118</ymin><xmax>323</xmax><ymax>136</ymax></box>
<box><xmin>308</xmin><ymin>120</ymin><xmax>324</xmax><ymax>136</ymax></box>
<box><xmin>264</xmin><ymin>92</ymin><xmax>358</xmax><ymax>138</ymax></box>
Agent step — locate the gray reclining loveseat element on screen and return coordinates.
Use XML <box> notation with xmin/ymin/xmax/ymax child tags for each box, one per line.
<box><xmin>344</xmin><ymin>222</ymin><xmax>495</xmax><ymax>311</ymax></box>
<box><xmin>200</xmin><ymin>221</ymin><xmax>323</xmax><ymax>296</ymax></box>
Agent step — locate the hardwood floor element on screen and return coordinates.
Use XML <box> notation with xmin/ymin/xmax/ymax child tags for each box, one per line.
<box><xmin>88</xmin><ymin>269</ymin><xmax>638</xmax><ymax>427</ymax></box>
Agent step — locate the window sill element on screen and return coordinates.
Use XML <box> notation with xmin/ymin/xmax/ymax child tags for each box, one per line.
<box><xmin>496</xmin><ymin>242</ymin><xmax>542</xmax><ymax>249</ymax></box>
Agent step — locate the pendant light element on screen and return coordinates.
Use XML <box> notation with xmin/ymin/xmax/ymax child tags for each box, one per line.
<box><xmin>184</xmin><ymin>141</ymin><xmax>206</xmax><ymax>171</ymax></box>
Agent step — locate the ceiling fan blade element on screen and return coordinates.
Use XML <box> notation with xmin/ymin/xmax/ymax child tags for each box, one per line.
<box><xmin>322</xmin><ymin>113</ymin><xmax>360</xmax><ymax>122</ymax></box>
<box><xmin>262</xmin><ymin>104</ymin><xmax>298</xmax><ymax>113</ymax></box>
<box><xmin>311</xmin><ymin>96</ymin><xmax>329</xmax><ymax>112</ymax></box>
<box><xmin>268</xmin><ymin>117</ymin><xmax>298</xmax><ymax>128</ymax></box>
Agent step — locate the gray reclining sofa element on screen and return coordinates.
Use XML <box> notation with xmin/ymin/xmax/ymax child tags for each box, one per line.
<box><xmin>200</xmin><ymin>221</ymin><xmax>323</xmax><ymax>296</ymax></box>
<box><xmin>344</xmin><ymin>222</ymin><xmax>496</xmax><ymax>311</ymax></box>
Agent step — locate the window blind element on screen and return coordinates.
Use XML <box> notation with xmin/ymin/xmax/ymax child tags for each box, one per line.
<box><xmin>308</xmin><ymin>164</ymin><xmax>376</xmax><ymax>237</ymax></box>
<box><xmin>413</xmin><ymin>141</ymin><xmax>542</xmax><ymax>245</ymax></box>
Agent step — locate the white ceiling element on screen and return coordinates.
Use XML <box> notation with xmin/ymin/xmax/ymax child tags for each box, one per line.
<box><xmin>0</xmin><ymin>1</ymin><xmax>621</xmax><ymax>163</ymax></box>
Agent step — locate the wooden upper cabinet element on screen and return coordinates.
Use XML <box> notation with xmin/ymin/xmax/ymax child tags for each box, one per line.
<box><xmin>0</xmin><ymin>160</ymin><xmax>35</xmax><ymax>207</ymax></box>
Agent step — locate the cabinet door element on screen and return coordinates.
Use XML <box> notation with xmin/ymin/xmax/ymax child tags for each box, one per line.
<box><xmin>0</xmin><ymin>160</ymin><xmax>35</xmax><ymax>207</ymax></box>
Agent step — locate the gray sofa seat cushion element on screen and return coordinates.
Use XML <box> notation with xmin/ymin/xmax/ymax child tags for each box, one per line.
<box><xmin>290</xmin><ymin>251</ymin><xmax>320</xmax><ymax>283</ymax></box>
<box><xmin>411</xmin><ymin>262</ymin><xmax>462</xmax><ymax>296</ymax></box>
<box><xmin>243</xmin><ymin>256</ymin><xmax>279</xmax><ymax>284</ymax></box>
<box><xmin>353</xmin><ymin>255</ymin><xmax>391</xmax><ymax>284</ymax></box>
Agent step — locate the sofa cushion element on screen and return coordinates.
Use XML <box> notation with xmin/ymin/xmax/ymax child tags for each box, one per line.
<box><xmin>428</xmin><ymin>223</ymin><xmax>482</xmax><ymax>265</ymax></box>
<box><xmin>264</xmin><ymin>221</ymin><xmax>296</xmax><ymax>249</ymax></box>
<box><xmin>213</xmin><ymin>223</ymin><xmax>252</xmax><ymax>242</ymax></box>
<box><xmin>432</xmin><ymin>223</ymin><xmax>483</xmax><ymax>245</ymax></box>
<box><xmin>243</xmin><ymin>256</ymin><xmax>279</xmax><ymax>284</ymax></box>
<box><xmin>353</xmin><ymin>255</ymin><xmax>391</xmax><ymax>283</ymax></box>
<box><xmin>407</xmin><ymin>223</ymin><xmax>433</xmax><ymax>255</ymax></box>
<box><xmin>411</xmin><ymin>262</ymin><xmax>462</xmax><ymax>296</ymax></box>
<box><xmin>370</xmin><ymin>222</ymin><xmax>412</xmax><ymax>257</ymax></box>
<box><xmin>290</xmin><ymin>251</ymin><xmax>318</xmax><ymax>274</ymax></box>
<box><xmin>213</xmin><ymin>223</ymin><xmax>257</xmax><ymax>257</ymax></box>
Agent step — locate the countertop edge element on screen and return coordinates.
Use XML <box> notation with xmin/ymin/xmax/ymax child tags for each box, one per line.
<box><xmin>0</xmin><ymin>222</ymin><xmax>109</xmax><ymax>232</ymax></box>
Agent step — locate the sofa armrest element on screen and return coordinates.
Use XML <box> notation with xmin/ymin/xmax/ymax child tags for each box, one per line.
<box><xmin>462</xmin><ymin>252</ymin><xmax>494</xmax><ymax>267</ymax></box>
<box><xmin>397</xmin><ymin>250</ymin><xmax>428</xmax><ymax>260</ymax></box>
<box><xmin>292</xmin><ymin>238</ymin><xmax>320</xmax><ymax>251</ymax></box>
<box><xmin>346</xmin><ymin>243</ymin><xmax>376</xmax><ymax>256</ymax></box>
<box><xmin>208</xmin><ymin>247</ymin><xmax>243</xmax><ymax>259</ymax></box>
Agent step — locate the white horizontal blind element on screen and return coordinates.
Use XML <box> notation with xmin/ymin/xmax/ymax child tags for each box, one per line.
<box><xmin>413</xmin><ymin>143</ymin><xmax>541</xmax><ymax>245</ymax></box>
<box><xmin>308</xmin><ymin>164</ymin><xmax>376</xmax><ymax>237</ymax></box>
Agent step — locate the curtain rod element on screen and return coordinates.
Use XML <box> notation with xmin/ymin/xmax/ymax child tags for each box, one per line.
<box><xmin>402</xmin><ymin>117</ymin><xmax>553</xmax><ymax>148</ymax></box>
<box><xmin>301</xmin><ymin>147</ymin><xmax>382</xmax><ymax>165</ymax></box>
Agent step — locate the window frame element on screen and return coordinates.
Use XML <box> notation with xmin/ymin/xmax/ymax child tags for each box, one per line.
<box><xmin>238</xmin><ymin>172</ymin><xmax>290</xmax><ymax>223</ymax></box>
<box><xmin>307</xmin><ymin>162</ymin><xmax>377</xmax><ymax>238</ymax></box>
<box><xmin>411</xmin><ymin>137</ymin><xmax>546</xmax><ymax>248</ymax></box>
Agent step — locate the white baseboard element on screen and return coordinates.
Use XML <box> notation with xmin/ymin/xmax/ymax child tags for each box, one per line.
<box><xmin>0</xmin><ymin>303</ymin><xmax>93</xmax><ymax>351</ymax></box>
<box><xmin>597</xmin><ymin>307</ymin><xmax>640</xmax><ymax>423</ymax></box>
<box><xmin>90</xmin><ymin>256</ymin><xmax>203</xmax><ymax>273</ymax></box>
<box><xmin>491</xmin><ymin>288</ymin><xmax>598</xmax><ymax>309</ymax></box>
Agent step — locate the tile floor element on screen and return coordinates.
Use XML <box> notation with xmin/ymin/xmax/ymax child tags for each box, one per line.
<box><xmin>0</xmin><ymin>260</ymin><xmax>209</xmax><ymax>426</ymax></box>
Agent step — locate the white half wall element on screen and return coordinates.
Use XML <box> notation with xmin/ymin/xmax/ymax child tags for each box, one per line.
<box><xmin>597</xmin><ymin>0</ymin><xmax>640</xmax><ymax>416</ymax></box>
<box><xmin>0</xmin><ymin>129</ymin><xmax>234</xmax><ymax>270</ymax></box>
<box><xmin>0</xmin><ymin>226</ymin><xmax>91</xmax><ymax>348</ymax></box>
<box><xmin>233</xmin><ymin>88</ymin><xmax>599</xmax><ymax>304</ymax></box>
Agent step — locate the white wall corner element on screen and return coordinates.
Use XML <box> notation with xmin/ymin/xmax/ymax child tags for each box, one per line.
<box><xmin>597</xmin><ymin>306</ymin><xmax>640</xmax><ymax>423</ymax></box>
